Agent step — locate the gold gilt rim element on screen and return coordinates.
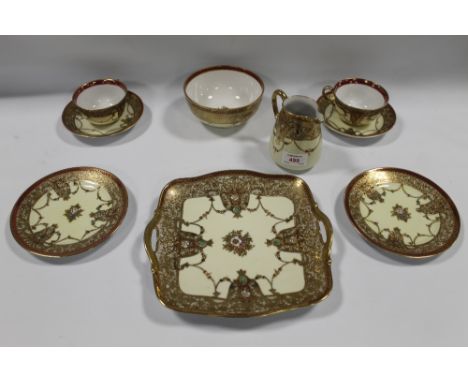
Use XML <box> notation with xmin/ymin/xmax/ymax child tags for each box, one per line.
<box><xmin>62</xmin><ymin>91</ymin><xmax>144</xmax><ymax>138</ymax></box>
<box><xmin>10</xmin><ymin>166</ymin><xmax>128</xmax><ymax>258</ymax></box>
<box><xmin>317</xmin><ymin>95</ymin><xmax>396</xmax><ymax>139</ymax></box>
<box><xmin>344</xmin><ymin>167</ymin><xmax>460</xmax><ymax>259</ymax></box>
<box><xmin>183</xmin><ymin>65</ymin><xmax>265</xmax><ymax>115</ymax></box>
<box><xmin>144</xmin><ymin>169</ymin><xmax>333</xmax><ymax>318</ymax></box>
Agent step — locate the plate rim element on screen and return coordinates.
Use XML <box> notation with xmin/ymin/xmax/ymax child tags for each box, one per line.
<box><xmin>10</xmin><ymin>166</ymin><xmax>128</xmax><ymax>258</ymax></box>
<box><xmin>61</xmin><ymin>91</ymin><xmax>144</xmax><ymax>138</ymax></box>
<box><xmin>144</xmin><ymin>169</ymin><xmax>333</xmax><ymax>318</ymax></box>
<box><xmin>344</xmin><ymin>167</ymin><xmax>460</xmax><ymax>258</ymax></box>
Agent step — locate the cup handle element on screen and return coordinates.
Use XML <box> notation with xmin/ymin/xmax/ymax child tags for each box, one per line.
<box><xmin>272</xmin><ymin>89</ymin><xmax>288</xmax><ymax>118</ymax></box>
<box><xmin>322</xmin><ymin>85</ymin><xmax>335</xmax><ymax>101</ymax></box>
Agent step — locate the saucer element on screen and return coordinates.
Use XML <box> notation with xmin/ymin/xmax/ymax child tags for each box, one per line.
<box><xmin>345</xmin><ymin>168</ymin><xmax>460</xmax><ymax>258</ymax></box>
<box><xmin>10</xmin><ymin>167</ymin><xmax>128</xmax><ymax>258</ymax></box>
<box><xmin>144</xmin><ymin>170</ymin><xmax>333</xmax><ymax>317</ymax></box>
<box><xmin>62</xmin><ymin>91</ymin><xmax>143</xmax><ymax>138</ymax></box>
<box><xmin>317</xmin><ymin>95</ymin><xmax>396</xmax><ymax>138</ymax></box>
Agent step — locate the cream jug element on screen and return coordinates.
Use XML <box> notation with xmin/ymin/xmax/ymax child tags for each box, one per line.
<box><xmin>269</xmin><ymin>89</ymin><xmax>322</xmax><ymax>171</ymax></box>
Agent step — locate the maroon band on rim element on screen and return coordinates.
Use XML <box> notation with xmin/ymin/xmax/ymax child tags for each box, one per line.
<box><xmin>333</xmin><ymin>78</ymin><xmax>389</xmax><ymax>103</ymax></box>
<box><xmin>10</xmin><ymin>166</ymin><xmax>128</xmax><ymax>258</ymax></box>
<box><xmin>344</xmin><ymin>167</ymin><xmax>460</xmax><ymax>258</ymax></box>
<box><xmin>183</xmin><ymin>65</ymin><xmax>265</xmax><ymax>111</ymax></box>
<box><xmin>72</xmin><ymin>78</ymin><xmax>128</xmax><ymax>105</ymax></box>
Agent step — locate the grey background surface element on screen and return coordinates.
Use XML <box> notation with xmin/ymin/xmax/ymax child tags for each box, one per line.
<box><xmin>1</xmin><ymin>36</ymin><xmax>467</xmax><ymax>346</ymax></box>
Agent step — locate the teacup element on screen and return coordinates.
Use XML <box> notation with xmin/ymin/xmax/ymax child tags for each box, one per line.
<box><xmin>72</xmin><ymin>79</ymin><xmax>128</xmax><ymax>126</ymax></box>
<box><xmin>322</xmin><ymin>78</ymin><xmax>389</xmax><ymax>127</ymax></box>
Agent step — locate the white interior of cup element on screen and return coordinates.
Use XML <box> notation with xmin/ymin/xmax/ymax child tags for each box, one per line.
<box><xmin>185</xmin><ymin>69</ymin><xmax>263</xmax><ymax>109</ymax></box>
<box><xmin>335</xmin><ymin>83</ymin><xmax>386</xmax><ymax>110</ymax></box>
<box><xmin>76</xmin><ymin>84</ymin><xmax>126</xmax><ymax>110</ymax></box>
<box><xmin>284</xmin><ymin>96</ymin><xmax>318</xmax><ymax>118</ymax></box>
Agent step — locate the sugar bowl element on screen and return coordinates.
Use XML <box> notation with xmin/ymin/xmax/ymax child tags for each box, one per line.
<box><xmin>184</xmin><ymin>65</ymin><xmax>264</xmax><ymax>128</ymax></box>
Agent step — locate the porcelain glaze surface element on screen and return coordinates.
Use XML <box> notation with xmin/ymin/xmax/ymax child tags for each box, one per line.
<box><xmin>317</xmin><ymin>95</ymin><xmax>396</xmax><ymax>138</ymax></box>
<box><xmin>183</xmin><ymin>66</ymin><xmax>264</xmax><ymax>128</ymax></box>
<box><xmin>185</xmin><ymin>69</ymin><xmax>262</xmax><ymax>109</ymax></box>
<box><xmin>345</xmin><ymin>168</ymin><xmax>460</xmax><ymax>258</ymax></box>
<box><xmin>322</xmin><ymin>78</ymin><xmax>389</xmax><ymax>126</ymax></box>
<box><xmin>335</xmin><ymin>83</ymin><xmax>385</xmax><ymax>110</ymax></box>
<box><xmin>284</xmin><ymin>96</ymin><xmax>319</xmax><ymax>117</ymax></box>
<box><xmin>270</xmin><ymin>90</ymin><xmax>322</xmax><ymax>171</ymax></box>
<box><xmin>71</xmin><ymin>79</ymin><xmax>128</xmax><ymax>126</ymax></box>
<box><xmin>144</xmin><ymin>170</ymin><xmax>333</xmax><ymax>317</ymax></box>
<box><xmin>76</xmin><ymin>84</ymin><xmax>126</xmax><ymax>110</ymax></box>
<box><xmin>10</xmin><ymin>167</ymin><xmax>128</xmax><ymax>258</ymax></box>
<box><xmin>62</xmin><ymin>91</ymin><xmax>143</xmax><ymax>138</ymax></box>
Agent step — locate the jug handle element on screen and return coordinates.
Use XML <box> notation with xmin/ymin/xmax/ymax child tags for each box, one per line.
<box><xmin>272</xmin><ymin>89</ymin><xmax>288</xmax><ymax>118</ymax></box>
<box><xmin>322</xmin><ymin>85</ymin><xmax>335</xmax><ymax>101</ymax></box>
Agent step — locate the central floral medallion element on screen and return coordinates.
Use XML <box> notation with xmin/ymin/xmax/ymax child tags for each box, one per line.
<box><xmin>222</xmin><ymin>230</ymin><xmax>254</xmax><ymax>257</ymax></box>
<box><xmin>64</xmin><ymin>203</ymin><xmax>84</xmax><ymax>222</ymax></box>
<box><xmin>391</xmin><ymin>204</ymin><xmax>411</xmax><ymax>222</ymax></box>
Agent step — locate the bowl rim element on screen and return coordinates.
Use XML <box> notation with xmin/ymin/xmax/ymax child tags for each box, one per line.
<box><xmin>183</xmin><ymin>65</ymin><xmax>265</xmax><ymax>113</ymax></box>
<box><xmin>72</xmin><ymin>78</ymin><xmax>128</xmax><ymax>111</ymax></box>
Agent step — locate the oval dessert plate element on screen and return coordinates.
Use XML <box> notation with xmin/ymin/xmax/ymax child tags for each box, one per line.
<box><xmin>10</xmin><ymin>167</ymin><xmax>128</xmax><ymax>258</ymax></box>
<box><xmin>345</xmin><ymin>168</ymin><xmax>460</xmax><ymax>258</ymax></box>
<box><xmin>144</xmin><ymin>170</ymin><xmax>333</xmax><ymax>317</ymax></box>
<box><xmin>62</xmin><ymin>91</ymin><xmax>143</xmax><ymax>138</ymax></box>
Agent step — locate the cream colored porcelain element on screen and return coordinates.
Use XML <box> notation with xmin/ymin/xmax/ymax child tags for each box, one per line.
<box><xmin>317</xmin><ymin>94</ymin><xmax>396</xmax><ymax>138</ymax></box>
<box><xmin>72</xmin><ymin>79</ymin><xmax>128</xmax><ymax>126</ymax></box>
<box><xmin>10</xmin><ymin>167</ymin><xmax>128</xmax><ymax>258</ymax></box>
<box><xmin>183</xmin><ymin>66</ymin><xmax>264</xmax><ymax>127</ymax></box>
<box><xmin>178</xmin><ymin>195</ymin><xmax>304</xmax><ymax>297</ymax></box>
<box><xmin>185</xmin><ymin>69</ymin><xmax>263</xmax><ymax>109</ymax></box>
<box><xmin>270</xmin><ymin>90</ymin><xmax>323</xmax><ymax>171</ymax></box>
<box><xmin>76</xmin><ymin>84</ymin><xmax>126</xmax><ymax>110</ymax></box>
<box><xmin>345</xmin><ymin>168</ymin><xmax>460</xmax><ymax>258</ymax></box>
<box><xmin>335</xmin><ymin>83</ymin><xmax>385</xmax><ymax>110</ymax></box>
<box><xmin>144</xmin><ymin>170</ymin><xmax>333</xmax><ymax>317</ymax></box>
<box><xmin>322</xmin><ymin>78</ymin><xmax>389</xmax><ymax>126</ymax></box>
<box><xmin>62</xmin><ymin>91</ymin><xmax>144</xmax><ymax>138</ymax></box>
